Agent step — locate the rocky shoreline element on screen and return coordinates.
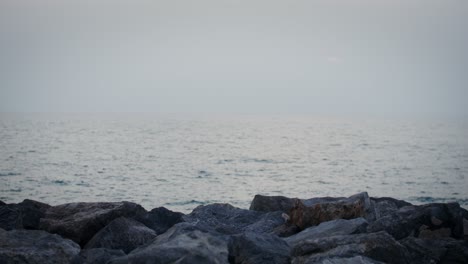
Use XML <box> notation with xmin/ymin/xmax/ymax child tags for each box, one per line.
<box><xmin>1</xmin><ymin>192</ymin><xmax>467</xmax><ymax>264</ymax></box>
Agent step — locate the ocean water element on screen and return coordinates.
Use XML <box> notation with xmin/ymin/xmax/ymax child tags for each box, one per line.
<box><xmin>1</xmin><ymin>113</ymin><xmax>467</xmax><ymax>213</ymax></box>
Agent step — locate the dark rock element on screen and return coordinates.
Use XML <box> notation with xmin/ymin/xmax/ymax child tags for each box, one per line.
<box><xmin>371</xmin><ymin>197</ymin><xmax>412</xmax><ymax>220</ymax></box>
<box><xmin>71</xmin><ymin>248</ymin><xmax>126</xmax><ymax>264</ymax></box>
<box><xmin>0</xmin><ymin>201</ymin><xmax>5</xmax><ymax>206</ymax></box>
<box><xmin>137</xmin><ymin>207</ymin><xmax>184</xmax><ymax>234</ymax></box>
<box><xmin>183</xmin><ymin>203</ymin><xmax>285</xmax><ymax>235</ymax></box>
<box><xmin>39</xmin><ymin>201</ymin><xmax>147</xmax><ymax>247</ymax></box>
<box><xmin>109</xmin><ymin>222</ymin><xmax>229</xmax><ymax>264</ymax></box>
<box><xmin>0</xmin><ymin>199</ymin><xmax>50</xmax><ymax>230</ymax></box>
<box><xmin>285</xmin><ymin>218</ymin><xmax>368</xmax><ymax>248</ymax></box>
<box><xmin>400</xmin><ymin>237</ymin><xmax>468</xmax><ymax>264</ymax></box>
<box><xmin>0</xmin><ymin>205</ymin><xmax>22</xmax><ymax>230</ymax></box>
<box><xmin>307</xmin><ymin>256</ymin><xmax>384</xmax><ymax>264</ymax></box>
<box><xmin>84</xmin><ymin>217</ymin><xmax>157</xmax><ymax>253</ymax></box>
<box><xmin>367</xmin><ymin>203</ymin><xmax>464</xmax><ymax>240</ymax></box>
<box><xmin>289</xmin><ymin>192</ymin><xmax>374</xmax><ymax>230</ymax></box>
<box><xmin>0</xmin><ymin>228</ymin><xmax>80</xmax><ymax>264</ymax></box>
<box><xmin>271</xmin><ymin>223</ymin><xmax>302</xmax><ymax>237</ymax></box>
<box><xmin>228</xmin><ymin>232</ymin><xmax>291</xmax><ymax>264</ymax></box>
<box><xmin>291</xmin><ymin>231</ymin><xmax>410</xmax><ymax>264</ymax></box>
<box><xmin>250</xmin><ymin>195</ymin><xmax>300</xmax><ymax>212</ymax></box>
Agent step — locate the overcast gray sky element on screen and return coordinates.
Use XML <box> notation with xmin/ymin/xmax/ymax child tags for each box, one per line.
<box><xmin>0</xmin><ymin>0</ymin><xmax>467</xmax><ymax>116</ymax></box>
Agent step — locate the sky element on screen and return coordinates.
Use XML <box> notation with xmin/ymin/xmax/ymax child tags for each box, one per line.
<box><xmin>0</xmin><ymin>0</ymin><xmax>467</xmax><ymax>117</ymax></box>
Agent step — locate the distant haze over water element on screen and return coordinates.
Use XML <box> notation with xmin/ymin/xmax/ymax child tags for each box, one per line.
<box><xmin>1</xmin><ymin>113</ymin><xmax>467</xmax><ymax>212</ymax></box>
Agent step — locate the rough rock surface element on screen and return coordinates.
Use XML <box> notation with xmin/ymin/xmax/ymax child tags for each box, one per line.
<box><xmin>84</xmin><ymin>217</ymin><xmax>157</xmax><ymax>253</ymax></box>
<box><xmin>285</xmin><ymin>218</ymin><xmax>368</xmax><ymax>248</ymax></box>
<box><xmin>183</xmin><ymin>203</ymin><xmax>285</xmax><ymax>235</ymax></box>
<box><xmin>367</xmin><ymin>203</ymin><xmax>464</xmax><ymax>240</ymax></box>
<box><xmin>109</xmin><ymin>223</ymin><xmax>229</xmax><ymax>264</ymax></box>
<box><xmin>400</xmin><ymin>237</ymin><xmax>468</xmax><ymax>264</ymax></box>
<box><xmin>39</xmin><ymin>201</ymin><xmax>146</xmax><ymax>246</ymax></box>
<box><xmin>71</xmin><ymin>248</ymin><xmax>125</xmax><ymax>264</ymax></box>
<box><xmin>291</xmin><ymin>231</ymin><xmax>409</xmax><ymax>264</ymax></box>
<box><xmin>0</xmin><ymin>199</ymin><xmax>50</xmax><ymax>230</ymax></box>
<box><xmin>370</xmin><ymin>197</ymin><xmax>412</xmax><ymax>220</ymax></box>
<box><xmin>0</xmin><ymin>228</ymin><xmax>80</xmax><ymax>264</ymax></box>
<box><xmin>289</xmin><ymin>192</ymin><xmax>374</xmax><ymax>230</ymax></box>
<box><xmin>137</xmin><ymin>206</ymin><xmax>184</xmax><ymax>234</ymax></box>
<box><xmin>250</xmin><ymin>195</ymin><xmax>300</xmax><ymax>213</ymax></box>
<box><xmin>228</xmin><ymin>232</ymin><xmax>291</xmax><ymax>264</ymax></box>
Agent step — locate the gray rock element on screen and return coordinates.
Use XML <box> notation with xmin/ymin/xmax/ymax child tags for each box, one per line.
<box><xmin>109</xmin><ymin>223</ymin><xmax>229</xmax><ymax>264</ymax></box>
<box><xmin>400</xmin><ymin>237</ymin><xmax>468</xmax><ymax>264</ymax></box>
<box><xmin>291</xmin><ymin>231</ymin><xmax>410</xmax><ymax>264</ymax></box>
<box><xmin>250</xmin><ymin>195</ymin><xmax>300</xmax><ymax>212</ymax></box>
<box><xmin>183</xmin><ymin>203</ymin><xmax>285</xmax><ymax>235</ymax></box>
<box><xmin>289</xmin><ymin>192</ymin><xmax>374</xmax><ymax>230</ymax></box>
<box><xmin>0</xmin><ymin>228</ymin><xmax>80</xmax><ymax>264</ymax></box>
<box><xmin>84</xmin><ymin>217</ymin><xmax>157</xmax><ymax>253</ymax></box>
<box><xmin>39</xmin><ymin>201</ymin><xmax>147</xmax><ymax>247</ymax></box>
<box><xmin>370</xmin><ymin>197</ymin><xmax>412</xmax><ymax>220</ymax></box>
<box><xmin>137</xmin><ymin>206</ymin><xmax>184</xmax><ymax>234</ymax></box>
<box><xmin>309</xmin><ymin>256</ymin><xmax>384</xmax><ymax>264</ymax></box>
<box><xmin>71</xmin><ymin>248</ymin><xmax>126</xmax><ymax>264</ymax></box>
<box><xmin>0</xmin><ymin>199</ymin><xmax>50</xmax><ymax>230</ymax></box>
<box><xmin>367</xmin><ymin>203</ymin><xmax>464</xmax><ymax>240</ymax></box>
<box><xmin>285</xmin><ymin>218</ymin><xmax>368</xmax><ymax>248</ymax></box>
<box><xmin>228</xmin><ymin>232</ymin><xmax>291</xmax><ymax>264</ymax></box>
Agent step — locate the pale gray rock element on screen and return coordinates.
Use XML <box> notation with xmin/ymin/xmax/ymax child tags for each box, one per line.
<box><xmin>285</xmin><ymin>218</ymin><xmax>368</xmax><ymax>248</ymax></box>
<box><xmin>84</xmin><ymin>217</ymin><xmax>157</xmax><ymax>253</ymax></box>
<box><xmin>0</xmin><ymin>228</ymin><xmax>80</xmax><ymax>264</ymax></box>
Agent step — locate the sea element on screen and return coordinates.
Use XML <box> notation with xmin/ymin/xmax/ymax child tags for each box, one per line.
<box><xmin>1</xmin><ymin>113</ymin><xmax>467</xmax><ymax>213</ymax></box>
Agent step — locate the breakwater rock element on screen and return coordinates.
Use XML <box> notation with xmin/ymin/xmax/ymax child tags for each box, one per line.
<box><xmin>1</xmin><ymin>192</ymin><xmax>467</xmax><ymax>264</ymax></box>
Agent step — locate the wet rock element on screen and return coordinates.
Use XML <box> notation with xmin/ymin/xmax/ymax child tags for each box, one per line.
<box><xmin>228</xmin><ymin>232</ymin><xmax>291</xmax><ymax>264</ymax></box>
<box><xmin>289</xmin><ymin>192</ymin><xmax>374</xmax><ymax>230</ymax></box>
<box><xmin>0</xmin><ymin>228</ymin><xmax>80</xmax><ymax>264</ymax></box>
<box><xmin>84</xmin><ymin>217</ymin><xmax>157</xmax><ymax>253</ymax></box>
<box><xmin>0</xmin><ymin>201</ymin><xmax>6</xmax><ymax>206</ymax></box>
<box><xmin>291</xmin><ymin>231</ymin><xmax>410</xmax><ymax>264</ymax></box>
<box><xmin>109</xmin><ymin>223</ymin><xmax>229</xmax><ymax>264</ymax></box>
<box><xmin>137</xmin><ymin>207</ymin><xmax>184</xmax><ymax>234</ymax></box>
<box><xmin>183</xmin><ymin>203</ymin><xmax>285</xmax><ymax>235</ymax></box>
<box><xmin>285</xmin><ymin>218</ymin><xmax>368</xmax><ymax>248</ymax></box>
<box><xmin>0</xmin><ymin>199</ymin><xmax>50</xmax><ymax>230</ymax></box>
<box><xmin>71</xmin><ymin>248</ymin><xmax>126</xmax><ymax>264</ymax></box>
<box><xmin>367</xmin><ymin>203</ymin><xmax>464</xmax><ymax>240</ymax></box>
<box><xmin>250</xmin><ymin>195</ymin><xmax>300</xmax><ymax>212</ymax></box>
<box><xmin>370</xmin><ymin>197</ymin><xmax>412</xmax><ymax>220</ymax></box>
<box><xmin>39</xmin><ymin>201</ymin><xmax>146</xmax><ymax>247</ymax></box>
<box><xmin>400</xmin><ymin>237</ymin><xmax>468</xmax><ymax>264</ymax></box>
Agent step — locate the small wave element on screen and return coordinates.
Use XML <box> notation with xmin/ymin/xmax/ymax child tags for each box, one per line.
<box><xmin>165</xmin><ymin>200</ymin><xmax>207</xmax><ymax>206</ymax></box>
<box><xmin>0</xmin><ymin>172</ymin><xmax>21</xmax><ymax>177</ymax></box>
<box><xmin>52</xmin><ymin>180</ymin><xmax>69</xmax><ymax>186</ymax></box>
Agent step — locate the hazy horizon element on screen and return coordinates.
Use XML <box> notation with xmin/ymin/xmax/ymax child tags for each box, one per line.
<box><xmin>1</xmin><ymin>0</ymin><xmax>467</xmax><ymax>117</ymax></box>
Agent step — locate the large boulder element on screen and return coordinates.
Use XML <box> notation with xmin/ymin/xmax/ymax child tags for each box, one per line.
<box><xmin>367</xmin><ymin>203</ymin><xmax>464</xmax><ymax>240</ymax></box>
<box><xmin>137</xmin><ymin>207</ymin><xmax>184</xmax><ymax>234</ymax></box>
<box><xmin>39</xmin><ymin>201</ymin><xmax>146</xmax><ymax>247</ymax></box>
<box><xmin>250</xmin><ymin>195</ymin><xmax>300</xmax><ymax>212</ymax></box>
<box><xmin>0</xmin><ymin>228</ymin><xmax>80</xmax><ymax>264</ymax></box>
<box><xmin>291</xmin><ymin>231</ymin><xmax>410</xmax><ymax>264</ymax></box>
<box><xmin>400</xmin><ymin>237</ymin><xmax>468</xmax><ymax>264</ymax></box>
<box><xmin>84</xmin><ymin>217</ymin><xmax>157</xmax><ymax>253</ymax></box>
<box><xmin>0</xmin><ymin>199</ymin><xmax>51</xmax><ymax>230</ymax></box>
<box><xmin>289</xmin><ymin>193</ymin><xmax>374</xmax><ymax>230</ymax></box>
<box><xmin>370</xmin><ymin>197</ymin><xmax>412</xmax><ymax>220</ymax></box>
<box><xmin>71</xmin><ymin>248</ymin><xmax>126</xmax><ymax>264</ymax></box>
<box><xmin>183</xmin><ymin>203</ymin><xmax>285</xmax><ymax>235</ymax></box>
<box><xmin>228</xmin><ymin>232</ymin><xmax>291</xmax><ymax>264</ymax></box>
<box><xmin>307</xmin><ymin>256</ymin><xmax>384</xmax><ymax>264</ymax></box>
<box><xmin>109</xmin><ymin>223</ymin><xmax>229</xmax><ymax>264</ymax></box>
<box><xmin>285</xmin><ymin>218</ymin><xmax>368</xmax><ymax>248</ymax></box>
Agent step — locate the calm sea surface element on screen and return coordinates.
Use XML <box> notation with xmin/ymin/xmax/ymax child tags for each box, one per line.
<box><xmin>1</xmin><ymin>113</ymin><xmax>467</xmax><ymax>213</ymax></box>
